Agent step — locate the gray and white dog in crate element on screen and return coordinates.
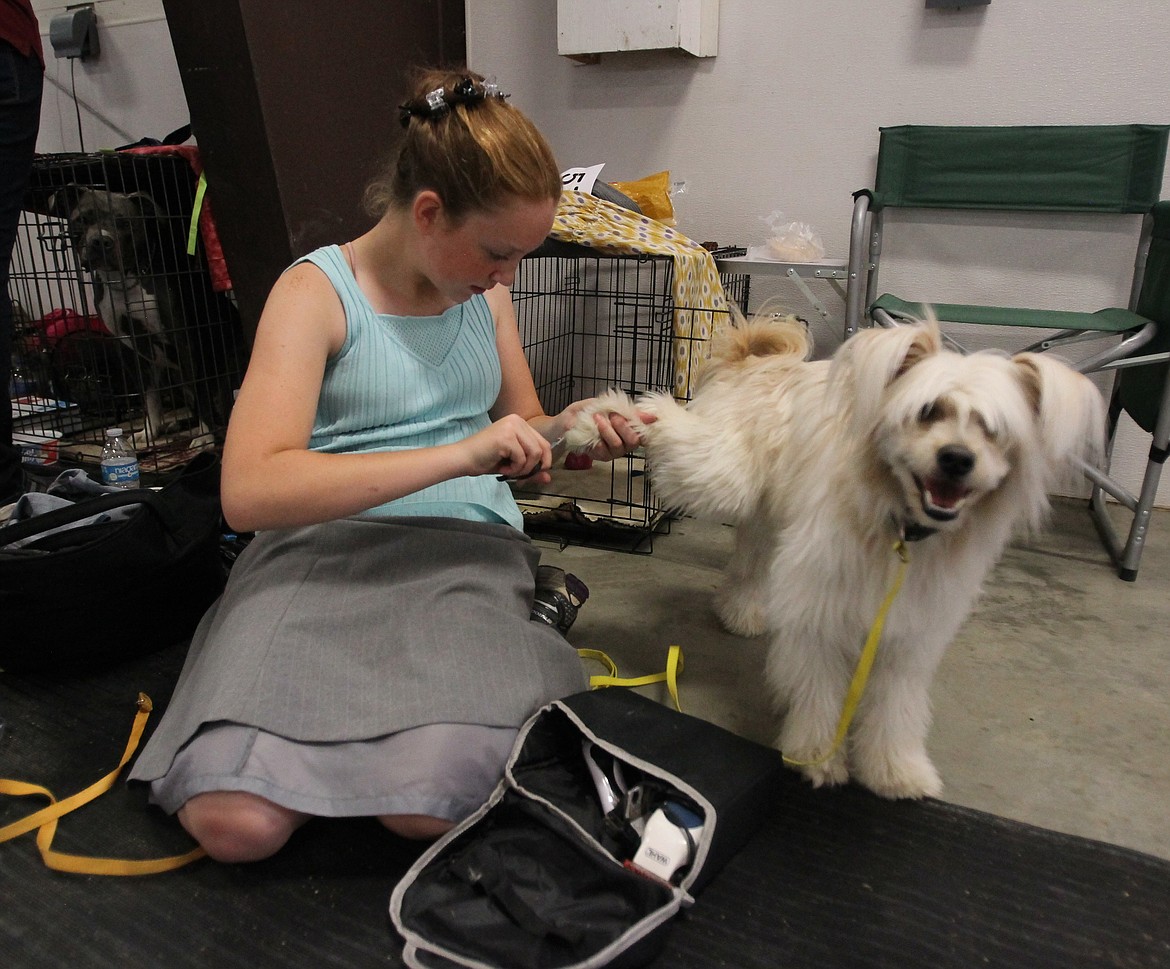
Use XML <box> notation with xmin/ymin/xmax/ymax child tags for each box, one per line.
<box><xmin>49</xmin><ymin>183</ymin><xmax>220</xmax><ymax>448</ymax></box>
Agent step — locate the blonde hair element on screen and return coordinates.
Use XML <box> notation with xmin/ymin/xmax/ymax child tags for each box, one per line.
<box><xmin>364</xmin><ymin>68</ymin><xmax>561</xmax><ymax>221</ymax></box>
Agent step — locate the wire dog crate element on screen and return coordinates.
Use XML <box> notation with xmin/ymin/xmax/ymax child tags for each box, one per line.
<box><xmin>7</xmin><ymin>151</ymin><xmax>246</xmax><ymax>479</ymax></box>
<box><xmin>513</xmin><ymin>246</ymin><xmax>749</xmax><ymax>552</ymax></box>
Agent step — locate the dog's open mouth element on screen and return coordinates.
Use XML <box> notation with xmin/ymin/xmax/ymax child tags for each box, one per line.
<box><xmin>915</xmin><ymin>474</ymin><xmax>971</xmax><ymax>522</ymax></box>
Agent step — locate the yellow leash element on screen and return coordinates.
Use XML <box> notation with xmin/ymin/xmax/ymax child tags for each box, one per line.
<box><xmin>579</xmin><ymin>644</ymin><xmax>685</xmax><ymax>712</ymax></box>
<box><xmin>0</xmin><ymin>693</ymin><xmax>206</xmax><ymax>875</ymax></box>
<box><xmin>783</xmin><ymin>540</ymin><xmax>910</xmax><ymax>768</ymax></box>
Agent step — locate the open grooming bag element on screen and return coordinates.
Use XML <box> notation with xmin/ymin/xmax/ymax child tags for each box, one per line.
<box><xmin>389</xmin><ymin>686</ymin><xmax>786</xmax><ymax>969</ymax></box>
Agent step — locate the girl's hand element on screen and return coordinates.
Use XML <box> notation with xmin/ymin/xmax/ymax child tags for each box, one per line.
<box><xmin>463</xmin><ymin>413</ymin><xmax>555</xmax><ymax>481</ymax></box>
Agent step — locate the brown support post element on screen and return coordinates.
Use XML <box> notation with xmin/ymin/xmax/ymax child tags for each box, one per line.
<box><xmin>160</xmin><ymin>0</ymin><xmax>466</xmax><ymax>342</ymax></box>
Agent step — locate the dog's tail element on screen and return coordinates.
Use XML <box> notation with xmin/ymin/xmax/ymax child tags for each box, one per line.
<box><xmin>710</xmin><ymin>307</ymin><xmax>812</xmax><ymax>368</ymax></box>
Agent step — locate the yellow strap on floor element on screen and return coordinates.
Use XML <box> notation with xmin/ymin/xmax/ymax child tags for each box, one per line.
<box><xmin>578</xmin><ymin>644</ymin><xmax>684</xmax><ymax>712</ymax></box>
<box><xmin>0</xmin><ymin>693</ymin><xmax>206</xmax><ymax>875</ymax></box>
<box><xmin>783</xmin><ymin>541</ymin><xmax>910</xmax><ymax>768</ymax></box>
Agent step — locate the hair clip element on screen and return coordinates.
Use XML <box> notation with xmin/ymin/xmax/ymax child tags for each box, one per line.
<box><xmin>399</xmin><ymin>78</ymin><xmax>509</xmax><ymax>128</ymax></box>
<box><xmin>451</xmin><ymin>77</ymin><xmax>481</xmax><ymax>103</ymax></box>
<box><xmin>481</xmin><ymin>76</ymin><xmax>509</xmax><ymax>103</ymax></box>
<box><xmin>398</xmin><ymin>86</ymin><xmax>449</xmax><ymax>128</ymax></box>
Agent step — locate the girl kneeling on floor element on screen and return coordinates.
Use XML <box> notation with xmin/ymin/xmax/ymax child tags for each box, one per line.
<box><xmin>128</xmin><ymin>68</ymin><xmax>643</xmax><ymax>863</ymax></box>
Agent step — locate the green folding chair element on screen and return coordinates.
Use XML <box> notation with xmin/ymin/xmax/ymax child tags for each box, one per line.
<box><xmin>1084</xmin><ymin>201</ymin><xmax>1170</xmax><ymax>580</ymax></box>
<box><xmin>843</xmin><ymin>125</ymin><xmax>1170</xmax><ymax>579</ymax></box>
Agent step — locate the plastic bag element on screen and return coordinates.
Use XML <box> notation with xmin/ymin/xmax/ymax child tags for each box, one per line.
<box><xmin>747</xmin><ymin>209</ymin><xmax>826</xmax><ymax>262</ymax></box>
<box><xmin>609</xmin><ymin>170</ymin><xmax>675</xmax><ymax>225</ymax></box>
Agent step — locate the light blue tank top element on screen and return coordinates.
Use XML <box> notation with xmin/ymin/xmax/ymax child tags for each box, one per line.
<box><xmin>293</xmin><ymin>245</ymin><xmax>523</xmax><ymax>529</ymax></box>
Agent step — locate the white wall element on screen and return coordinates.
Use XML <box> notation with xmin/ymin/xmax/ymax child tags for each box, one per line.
<box><xmin>469</xmin><ymin>1</ymin><xmax>1170</xmax><ymax>253</ymax></box>
<box><xmin>468</xmin><ymin>0</ymin><xmax>1170</xmax><ymax>505</ymax></box>
<box><xmin>31</xmin><ymin>1</ymin><xmax>184</xmax><ymax>150</ymax></box>
<box><xmin>32</xmin><ymin>1</ymin><xmax>186</xmax><ymax>152</ymax></box>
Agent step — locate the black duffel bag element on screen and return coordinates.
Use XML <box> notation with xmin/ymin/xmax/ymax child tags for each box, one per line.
<box><xmin>0</xmin><ymin>452</ymin><xmax>226</xmax><ymax>674</ymax></box>
<box><xmin>391</xmin><ymin>687</ymin><xmax>786</xmax><ymax>969</ymax></box>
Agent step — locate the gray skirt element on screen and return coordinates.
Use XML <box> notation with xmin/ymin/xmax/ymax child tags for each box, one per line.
<box><xmin>145</xmin><ymin>721</ymin><xmax>520</xmax><ymax>821</ymax></box>
<box><xmin>129</xmin><ymin>515</ymin><xmax>587</xmax><ymax>816</ymax></box>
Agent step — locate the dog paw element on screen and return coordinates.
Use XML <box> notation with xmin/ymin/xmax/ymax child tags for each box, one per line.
<box><xmin>777</xmin><ymin>729</ymin><xmax>850</xmax><ymax>789</ymax></box>
<box><xmin>799</xmin><ymin>757</ymin><xmax>850</xmax><ymax>790</ymax></box>
<box><xmin>853</xmin><ymin>752</ymin><xmax>943</xmax><ymax>801</ymax></box>
<box><xmin>713</xmin><ymin>592</ymin><xmax>767</xmax><ymax>637</ymax></box>
<box><xmin>563</xmin><ymin>389</ymin><xmax>639</xmax><ymax>452</ymax></box>
<box><xmin>779</xmin><ymin>749</ymin><xmax>850</xmax><ymax>789</ymax></box>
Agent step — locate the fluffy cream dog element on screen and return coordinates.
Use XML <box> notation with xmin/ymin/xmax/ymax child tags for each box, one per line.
<box><xmin>568</xmin><ymin>314</ymin><xmax>1105</xmax><ymax>799</ymax></box>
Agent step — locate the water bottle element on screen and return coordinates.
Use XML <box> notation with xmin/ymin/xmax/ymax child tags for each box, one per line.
<box><xmin>100</xmin><ymin>427</ymin><xmax>140</xmax><ymax>489</ymax></box>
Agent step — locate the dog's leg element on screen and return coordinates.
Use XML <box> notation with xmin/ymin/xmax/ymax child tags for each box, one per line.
<box><xmin>768</xmin><ymin>628</ymin><xmax>852</xmax><ymax>789</ymax></box>
<box><xmin>114</xmin><ymin>331</ymin><xmax>160</xmax><ymax>450</ymax></box>
<box><xmin>847</xmin><ymin>645</ymin><xmax>944</xmax><ymax>800</ymax></box>
<box><xmin>128</xmin><ymin>344</ymin><xmax>166</xmax><ymax>450</ymax></box>
<box><xmin>713</xmin><ymin>523</ymin><xmax>774</xmax><ymax>637</ymax></box>
<box><xmin>142</xmin><ymin>377</ymin><xmax>164</xmax><ymax>446</ymax></box>
<box><xmin>566</xmin><ymin>389</ymin><xmax>761</xmax><ymax>521</ymax></box>
<box><xmin>154</xmin><ymin>286</ymin><xmax>217</xmax><ymax>446</ymax></box>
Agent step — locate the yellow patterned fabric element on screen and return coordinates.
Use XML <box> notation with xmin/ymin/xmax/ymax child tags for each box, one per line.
<box><xmin>549</xmin><ymin>191</ymin><xmax>731</xmax><ymax>399</ymax></box>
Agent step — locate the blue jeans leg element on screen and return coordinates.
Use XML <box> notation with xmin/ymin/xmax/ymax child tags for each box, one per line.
<box><xmin>0</xmin><ymin>40</ymin><xmax>43</xmax><ymax>501</ymax></box>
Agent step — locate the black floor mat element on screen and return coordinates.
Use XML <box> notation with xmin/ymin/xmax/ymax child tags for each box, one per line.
<box><xmin>3</xmin><ymin>642</ymin><xmax>1168</xmax><ymax>969</ymax></box>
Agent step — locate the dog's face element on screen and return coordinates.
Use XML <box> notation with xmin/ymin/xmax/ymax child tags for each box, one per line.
<box><xmin>844</xmin><ymin>320</ymin><xmax>1099</xmax><ymax>535</ymax></box>
<box><xmin>876</xmin><ymin>361</ymin><xmax>1016</xmax><ymax>532</ymax></box>
<box><xmin>48</xmin><ymin>184</ymin><xmax>162</xmax><ymax>275</ymax></box>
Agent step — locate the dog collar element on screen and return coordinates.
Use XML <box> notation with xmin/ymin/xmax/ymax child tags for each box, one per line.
<box><xmin>898</xmin><ymin>520</ymin><xmax>938</xmax><ymax>542</ymax></box>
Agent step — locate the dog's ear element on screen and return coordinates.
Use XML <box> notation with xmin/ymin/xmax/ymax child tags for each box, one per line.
<box><xmin>46</xmin><ymin>183</ymin><xmax>87</xmax><ymax>220</ymax></box>
<box><xmin>894</xmin><ymin>312</ymin><xmax>943</xmax><ymax>379</ymax></box>
<box><xmin>1012</xmin><ymin>352</ymin><xmax>1106</xmax><ymax>471</ymax></box>
<box><xmin>1012</xmin><ymin>355</ymin><xmax>1044</xmax><ymax>416</ymax></box>
<box><xmin>836</xmin><ymin>314</ymin><xmax>942</xmax><ymax>424</ymax></box>
<box><xmin>124</xmin><ymin>192</ymin><xmax>164</xmax><ymax>220</ymax></box>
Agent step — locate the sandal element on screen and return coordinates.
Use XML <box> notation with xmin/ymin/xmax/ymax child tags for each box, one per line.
<box><xmin>531</xmin><ymin>565</ymin><xmax>590</xmax><ymax>635</ymax></box>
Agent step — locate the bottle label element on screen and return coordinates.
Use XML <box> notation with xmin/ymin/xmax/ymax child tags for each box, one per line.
<box><xmin>101</xmin><ymin>459</ymin><xmax>140</xmax><ymax>487</ymax></box>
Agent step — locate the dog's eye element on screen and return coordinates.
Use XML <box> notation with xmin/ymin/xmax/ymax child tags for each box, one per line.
<box><xmin>918</xmin><ymin>403</ymin><xmax>940</xmax><ymax>424</ymax></box>
<box><xmin>974</xmin><ymin>413</ymin><xmax>999</xmax><ymax>440</ymax></box>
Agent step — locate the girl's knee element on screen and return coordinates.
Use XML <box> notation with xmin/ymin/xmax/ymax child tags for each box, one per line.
<box><xmin>179</xmin><ymin>791</ymin><xmax>307</xmax><ymax>863</ymax></box>
<box><xmin>378</xmin><ymin>813</ymin><xmax>454</xmax><ymax>840</ymax></box>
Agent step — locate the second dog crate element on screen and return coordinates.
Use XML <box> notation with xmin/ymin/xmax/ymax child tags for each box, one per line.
<box><xmin>7</xmin><ymin>150</ymin><xmax>246</xmax><ymax>479</ymax></box>
<box><xmin>513</xmin><ymin>247</ymin><xmax>748</xmax><ymax>552</ymax></box>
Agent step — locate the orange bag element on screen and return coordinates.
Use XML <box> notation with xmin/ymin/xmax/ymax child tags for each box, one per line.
<box><xmin>609</xmin><ymin>170</ymin><xmax>675</xmax><ymax>225</ymax></box>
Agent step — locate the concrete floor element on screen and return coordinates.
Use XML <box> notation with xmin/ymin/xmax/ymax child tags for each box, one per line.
<box><xmin>539</xmin><ymin>499</ymin><xmax>1170</xmax><ymax>863</ymax></box>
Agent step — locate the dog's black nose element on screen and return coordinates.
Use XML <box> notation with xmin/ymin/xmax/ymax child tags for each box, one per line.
<box><xmin>84</xmin><ymin>235</ymin><xmax>118</xmax><ymax>267</ymax></box>
<box><xmin>937</xmin><ymin>445</ymin><xmax>975</xmax><ymax>478</ymax></box>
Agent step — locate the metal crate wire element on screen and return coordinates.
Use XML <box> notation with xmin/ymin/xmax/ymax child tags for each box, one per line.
<box><xmin>513</xmin><ymin>246</ymin><xmax>749</xmax><ymax>552</ymax></box>
<box><xmin>7</xmin><ymin>151</ymin><xmax>246</xmax><ymax>478</ymax></box>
